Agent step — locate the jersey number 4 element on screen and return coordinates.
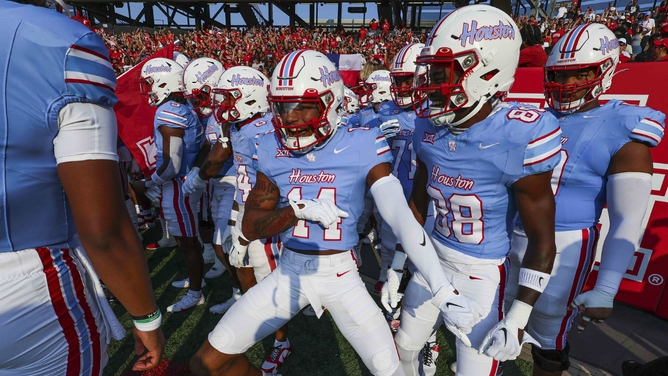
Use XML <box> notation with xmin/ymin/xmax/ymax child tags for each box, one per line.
<box><xmin>428</xmin><ymin>185</ymin><xmax>484</xmax><ymax>244</ymax></box>
<box><xmin>288</xmin><ymin>187</ymin><xmax>342</xmax><ymax>241</ymax></box>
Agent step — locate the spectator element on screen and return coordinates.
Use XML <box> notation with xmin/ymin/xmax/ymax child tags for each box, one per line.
<box><xmin>618</xmin><ymin>38</ymin><xmax>632</xmax><ymax>62</ymax></box>
<box><xmin>519</xmin><ymin>24</ymin><xmax>547</xmax><ymax>67</ymax></box>
<box><xmin>631</xmin><ymin>25</ymin><xmax>643</xmax><ymax>55</ymax></box>
<box><xmin>359</xmin><ymin>25</ymin><xmax>367</xmax><ymax>41</ymax></box>
<box><xmin>557</xmin><ymin>3</ymin><xmax>568</xmax><ymax>19</ymax></box>
<box><xmin>657</xmin><ymin>1</ymin><xmax>667</xmax><ymax>24</ymax></box>
<box><xmin>651</xmin><ymin>38</ymin><xmax>668</xmax><ymax>61</ymax></box>
<box><xmin>635</xmin><ymin>33</ymin><xmax>663</xmax><ymax>61</ymax></box>
<box><xmin>382</xmin><ymin>19</ymin><xmax>390</xmax><ymax>34</ymax></box>
<box><xmin>641</xmin><ymin>13</ymin><xmax>656</xmax><ymax>34</ymax></box>
<box><xmin>369</xmin><ymin>18</ymin><xmax>378</xmax><ymax>35</ymax></box>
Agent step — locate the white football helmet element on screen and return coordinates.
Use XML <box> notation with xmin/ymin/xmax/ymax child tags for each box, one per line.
<box><xmin>544</xmin><ymin>24</ymin><xmax>620</xmax><ymax>113</ymax></box>
<box><xmin>212</xmin><ymin>66</ymin><xmax>270</xmax><ymax>123</ymax></box>
<box><xmin>182</xmin><ymin>58</ymin><xmax>225</xmax><ymax>117</ymax></box>
<box><xmin>363</xmin><ymin>70</ymin><xmax>392</xmax><ymax>105</ymax></box>
<box><xmin>268</xmin><ymin>50</ymin><xmax>344</xmax><ymax>153</ymax></box>
<box><xmin>413</xmin><ymin>5</ymin><xmax>521</xmax><ymax>126</ymax></box>
<box><xmin>343</xmin><ymin>87</ymin><xmax>360</xmax><ymax>113</ymax></box>
<box><xmin>390</xmin><ymin>43</ymin><xmax>425</xmax><ymax>107</ymax></box>
<box><xmin>173</xmin><ymin>52</ymin><xmax>190</xmax><ymax>67</ymax></box>
<box><xmin>139</xmin><ymin>58</ymin><xmax>184</xmax><ymax>107</ymax></box>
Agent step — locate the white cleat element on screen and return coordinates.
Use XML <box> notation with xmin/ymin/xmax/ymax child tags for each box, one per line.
<box><xmin>166</xmin><ymin>291</ymin><xmax>205</xmax><ymax>313</ymax></box>
<box><xmin>171</xmin><ymin>278</ymin><xmax>206</xmax><ymax>289</ymax></box>
<box><xmin>302</xmin><ymin>305</ymin><xmax>316</xmax><ymax>317</ymax></box>
<box><xmin>205</xmin><ymin>258</ymin><xmax>226</xmax><ymax>279</ymax></box>
<box><xmin>209</xmin><ymin>288</ymin><xmax>241</xmax><ymax>314</ymax></box>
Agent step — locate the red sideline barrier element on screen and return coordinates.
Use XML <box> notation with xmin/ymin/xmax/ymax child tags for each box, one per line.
<box><xmin>508</xmin><ymin>65</ymin><xmax>668</xmax><ymax>319</ymax></box>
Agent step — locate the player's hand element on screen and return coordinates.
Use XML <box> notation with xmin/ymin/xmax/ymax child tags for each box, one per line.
<box><xmin>290</xmin><ymin>198</ymin><xmax>349</xmax><ymax>228</ymax></box>
<box><xmin>131</xmin><ymin>327</ymin><xmax>166</xmax><ymax>371</ymax></box>
<box><xmin>568</xmin><ymin>288</ymin><xmax>615</xmax><ymax>332</ymax></box>
<box><xmin>221</xmin><ymin>224</ymin><xmax>234</xmax><ymax>254</ymax></box>
<box><xmin>130</xmin><ymin>159</ymin><xmax>144</xmax><ymax>181</ymax></box>
<box><xmin>144</xmin><ymin>186</ymin><xmax>161</xmax><ymax>206</ymax></box>
<box><xmin>379</xmin><ymin>119</ymin><xmax>401</xmax><ymax>139</ymax></box>
<box><xmin>131</xmin><ymin>180</ymin><xmax>148</xmax><ymax>195</ymax></box>
<box><xmin>381</xmin><ymin>269</ymin><xmax>403</xmax><ymax>312</ymax></box>
<box><xmin>229</xmin><ymin>225</ymin><xmax>250</xmax><ymax>268</ymax></box>
<box><xmin>479</xmin><ymin>318</ymin><xmax>523</xmax><ymax>361</ymax></box>
<box><xmin>432</xmin><ymin>286</ymin><xmax>485</xmax><ymax>348</ymax></box>
<box><xmin>183</xmin><ymin>167</ymin><xmax>206</xmax><ymax>196</ymax></box>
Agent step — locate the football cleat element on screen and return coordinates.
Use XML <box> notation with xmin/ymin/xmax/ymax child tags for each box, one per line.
<box><xmin>166</xmin><ymin>291</ymin><xmax>205</xmax><ymax>313</ymax></box>
<box><xmin>261</xmin><ymin>340</ymin><xmax>292</xmax><ymax>374</ymax></box>
<box><xmin>146</xmin><ymin>237</ymin><xmax>177</xmax><ymax>250</ymax></box>
<box><xmin>171</xmin><ymin>278</ymin><xmax>206</xmax><ymax>289</ymax></box>
<box><xmin>209</xmin><ymin>288</ymin><xmax>241</xmax><ymax>314</ymax></box>
<box><xmin>420</xmin><ymin>335</ymin><xmax>439</xmax><ymax>375</ymax></box>
<box><xmin>302</xmin><ymin>305</ymin><xmax>317</xmax><ymax>317</ymax></box>
<box><xmin>138</xmin><ymin>209</ymin><xmax>157</xmax><ymax>230</ymax></box>
<box><xmin>205</xmin><ymin>258</ymin><xmax>226</xmax><ymax>279</ymax></box>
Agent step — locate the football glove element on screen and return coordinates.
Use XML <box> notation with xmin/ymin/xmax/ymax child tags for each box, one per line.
<box><xmin>221</xmin><ymin>224</ymin><xmax>234</xmax><ymax>254</ymax></box>
<box><xmin>228</xmin><ymin>225</ymin><xmax>250</xmax><ymax>268</ymax></box>
<box><xmin>571</xmin><ymin>288</ymin><xmax>615</xmax><ymax>310</ymax></box>
<box><xmin>183</xmin><ymin>167</ymin><xmax>207</xmax><ymax>196</ymax></box>
<box><xmin>432</xmin><ymin>286</ymin><xmax>485</xmax><ymax>348</ymax></box>
<box><xmin>289</xmin><ymin>198</ymin><xmax>349</xmax><ymax>228</ymax></box>
<box><xmin>381</xmin><ymin>269</ymin><xmax>403</xmax><ymax>313</ymax></box>
<box><xmin>145</xmin><ymin>186</ymin><xmax>161</xmax><ymax>206</ymax></box>
<box><xmin>480</xmin><ymin>300</ymin><xmax>532</xmax><ymax>361</ymax></box>
<box><xmin>379</xmin><ymin>119</ymin><xmax>401</xmax><ymax>139</ymax></box>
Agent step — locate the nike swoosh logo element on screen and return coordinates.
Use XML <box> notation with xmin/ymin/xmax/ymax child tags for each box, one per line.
<box><xmin>334</xmin><ymin>145</ymin><xmax>350</xmax><ymax>154</ymax></box>
<box><xmin>420</xmin><ymin>232</ymin><xmax>426</xmax><ymax>246</ymax></box>
<box><xmin>500</xmin><ymin>328</ymin><xmax>508</xmax><ymax>346</ymax></box>
<box><xmin>337</xmin><ymin>270</ymin><xmax>351</xmax><ymax>277</ymax></box>
<box><xmin>539</xmin><ymin>277</ymin><xmax>544</xmax><ymax>286</ymax></box>
<box><xmin>478</xmin><ymin>142</ymin><xmax>500</xmax><ymax>150</ymax></box>
<box><xmin>446</xmin><ymin>302</ymin><xmax>463</xmax><ymax>309</ymax></box>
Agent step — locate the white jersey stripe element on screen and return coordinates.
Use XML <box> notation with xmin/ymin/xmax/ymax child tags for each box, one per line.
<box><xmin>640</xmin><ymin>118</ymin><xmax>665</xmax><ymax>132</ymax></box>
<box><xmin>64</xmin><ymin>71</ymin><xmax>116</xmax><ymax>90</ymax></box>
<box><xmin>524</xmin><ymin>144</ymin><xmax>561</xmax><ymax>165</ymax></box>
<box><xmin>527</xmin><ymin>128</ymin><xmax>562</xmax><ymax>149</ymax></box>
<box><xmin>67</xmin><ymin>47</ymin><xmax>113</xmax><ymax>70</ymax></box>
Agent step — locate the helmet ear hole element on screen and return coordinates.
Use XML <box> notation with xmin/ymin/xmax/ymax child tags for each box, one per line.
<box><xmin>480</xmin><ymin>69</ymin><xmax>499</xmax><ymax>81</ymax></box>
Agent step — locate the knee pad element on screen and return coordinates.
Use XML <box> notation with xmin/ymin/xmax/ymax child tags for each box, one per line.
<box><xmin>395</xmin><ymin>329</ymin><xmax>422</xmax><ymax>352</ymax></box>
<box><xmin>370</xmin><ymin>346</ymin><xmax>400</xmax><ymax>376</ymax></box>
<box><xmin>207</xmin><ymin>321</ymin><xmax>237</xmax><ymax>354</ymax></box>
<box><xmin>531</xmin><ymin>343</ymin><xmax>571</xmax><ymax>373</ymax></box>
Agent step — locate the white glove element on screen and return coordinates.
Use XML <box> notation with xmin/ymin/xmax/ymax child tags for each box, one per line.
<box><xmin>221</xmin><ymin>224</ymin><xmax>234</xmax><ymax>254</ymax></box>
<box><xmin>229</xmin><ymin>225</ymin><xmax>250</xmax><ymax>268</ymax></box>
<box><xmin>480</xmin><ymin>300</ymin><xmax>532</xmax><ymax>361</ymax></box>
<box><xmin>381</xmin><ymin>269</ymin><xmax>403</xmax><ymax>313</ymax></box>
<box><xmin>571</xmin><ymin>288</ymin><xmax>615</xmax><ymax>310</ymax></box>
<box><xmin>289</xmin><ymin>198</ymin><xmax>349</xmax><ymax>228</ymax></box>
<box><xmin>145</xmin><ymin>186</ymin><xmax>161</xmax><ymax>206</ymax></box>
<box><xmin>379</xmin><ymin>119</ymin><xmax>400</xmax><ymax>139</ymax></box>
<box><xmin>432</xmin><ymin>285</ymin><xmax>486</xmax><ymax>348</ymax></box>
<box><xmin>183</xmin><ymin>167</ymin><xmax>207</xmax><ymax>196</ymax></box>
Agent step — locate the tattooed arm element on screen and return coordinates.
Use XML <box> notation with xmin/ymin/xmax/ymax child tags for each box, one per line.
<box><xmin>241</xmin><ymin>171</ymin><xmax>298</xmax><ymax>241</ymax></box>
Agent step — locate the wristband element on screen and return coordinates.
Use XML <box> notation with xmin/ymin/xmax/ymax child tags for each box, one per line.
<box><xmin>518</xmin><ymin>268</ymin><xmax>551</xmax><ymax>293</ymax></box>
<box><xmin>193</xmin><ymin>172</ymin><xmax>207</xmax><ymax>186</ymax></box>
<box><xmin>144</xmin><ymin>179</ymin><xmax>157</xmax><ymax>188</ymax></box>
<box><xmin>506</xmin><ymin>300</ymin><xmax>533</xmax><ymax>330</ymax></box>
<box><xmin>150</xmin><ymin>171</ymin><xmax>170</xmax><ymax>187</ymax></box>
<box><xmin>132</xmin><ymin>307</ymin><xmax>162</xmax><ymax>332</ymax></box>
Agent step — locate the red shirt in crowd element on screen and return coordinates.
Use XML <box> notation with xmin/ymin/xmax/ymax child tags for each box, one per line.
<box><xmin>662</xmin><ymin>20</ymin><xmax>668</xmax><ymax>34</ymax></box>
<box><xmin>551</xmin><ymin>29</ymin><xmax>565</xmax><ymax>45</ymax></box>
<box><xmin>330</xmin><ymin>40</ymin><xmax>338</xmax><ymax>49</ymax></box>
<box><xmin>382</xmin><ymin>22</ymin><xmax>390</xmax><ymax>33</ymax></box>
<box><xmin>359</xmin><ymin>27</ymin><xmax>367</xmax><ymax>39</ymax></box>
<box><xmin>370</xmin><ymin>21</ymin><xmax>378</xmax><ymax>31</ymax></box>
<box><xmin>518</xmin><ymin>45</ymin><xmax>548</xmax><ymax>67</ymax></box>
<box><xmin>655</xmin><ymin>55</ymin><xmax>668</xmax><ymax>62</ymax></box>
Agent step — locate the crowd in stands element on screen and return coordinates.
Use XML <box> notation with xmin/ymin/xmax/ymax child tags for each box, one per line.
<box><xmin>92</xmin><ymin>1</ymin><xmax>668</xmax><ymax>77</ymax></box>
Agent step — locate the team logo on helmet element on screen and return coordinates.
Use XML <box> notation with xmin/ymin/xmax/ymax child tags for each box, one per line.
<box><xmin>144</xmin><ymin>64</ymin><xmax>172</xmax><ymax>74</ymax></box>
<box><xmin>599</xmin><ymin>36</ymin><xmax>619</xmax><ymax>55</ymax></box>
<box><xmin>318</xmin><ymin>66</ymin><xmax>342</xmax><ymax>87</ymax></box>
<box><xmin>459</xmin><ymin>21</ymin><xmax>516</xmax><ymax>47</ymax></box>
<box><xmin>195</xmin><ymin>65</ymin><xmax>220</xmax><ymax>84</ymax></box>
<box><xmin>230</xmin><ymin>74</ymin><xmax>265</xmax><ymax>87</ymax></box>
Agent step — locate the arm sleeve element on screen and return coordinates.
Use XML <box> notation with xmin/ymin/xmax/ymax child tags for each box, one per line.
<box><xmin>151</xmin><ymin>136</ymin><xmax>183</xmax><ymax>186</ymax></box>
<box><xmin>370</xmin><ymin>174</ymin><xmax>451</xmax><ymax>294</ymax></box>
<box><xmin>596</xmin><ymin>172</ymin><xmax>652</xmax><ymax>296</ymax></box>
<box><xmin>55</xmin><ymin>103</ymin><xmax>119</xmax><ymax>164</ymax></box>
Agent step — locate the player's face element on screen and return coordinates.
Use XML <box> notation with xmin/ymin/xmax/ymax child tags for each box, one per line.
<box><xmin>426</xmin><ymin>63</ymin><xmax>463</xmax><ymax>108</ymax></box>
<box><xmin>551</xmin><ymin>68</ymin><xmax>596</xmax><ymax>101</ymax></box>
<box><xmin>277</xmin><ymin>101</ymin><xmax>322</xmax><ymax>138</ymax></box>
<box><xmin>393</xmin><ymin>74</ymin><xmax>414</xmax><ymax>89</ymax></box>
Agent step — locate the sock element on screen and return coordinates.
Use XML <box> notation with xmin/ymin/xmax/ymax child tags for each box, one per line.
<box><xmin>189</xmin><ymin>289</ymin><xmax>203</xmax><ymax>298</ymax></box>
<box><xmin>274</xmin><ymin>338</ymin><xmax>289</xmax><ymax>348</ymax></box>
<box><xmin>232</xmin><ymin>287</ymin><xmax>242</xmax><ymax>300</ymax></box>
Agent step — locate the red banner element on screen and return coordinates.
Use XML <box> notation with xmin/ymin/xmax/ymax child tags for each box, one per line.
<box><xmin>114</xmin><ymin>43</ymin><xmax>174</xmax><ymax>177</ymax></box>
<box><xmin>508</xmin><ymin>64</ymin><xmax>668</xmax><ymax>318</ymax></box>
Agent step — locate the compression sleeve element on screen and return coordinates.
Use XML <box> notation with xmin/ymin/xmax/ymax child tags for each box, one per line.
<box><xmin>596</xmin><ymin>172</ymin><xmax>652</xmax><ymax>295</ymax></box>
<box><xmin>55</xmin><ymin>103</ymin><xmax>119</xmax><ymax>164</ymax></box>
<box><xmin>150</xmin><ymin>136</ymin><xmax>184</xmax><ymax>186</ymax></box>
<box><xmin>370</xmin><ymin>174</ymin><xmax>451</xmax><ymax>294</ymax></box>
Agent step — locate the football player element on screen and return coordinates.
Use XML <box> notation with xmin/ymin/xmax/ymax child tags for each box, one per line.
<box><xmin>394</xmin><ymin>6</ymin><xmax>562</xmax><ymax>375</ymax></box>
<box><xmin>183</xmin><ymin>66</ymin><xmax>292</xmax><ymax>374</ymax></box>
<box><xmin>133</xmin><ymin>57</ymin><xmax>207</xmax><ymax>313</ymax></box>
<box><xmin>505</xmin><ymin>24</ymin><xmax>665</xmax><ymax>376</ymax></box>
<box><xmin>341</xmin><ymin>87</ymin><xmax>361</xmax><ymax>127</ymax></box>
<box><xmin>359</xmin><ymin>70</ymin><xmax>392</xmax><ymax>128</ymax></box>
<box><xmin>190</xmin><ymin>50</ymin><xmax>484</xmax><ymax>376</ymax></box>
<box><xmin>0</xmin><ymin>1</ymin><xmax>164</xmax><ymax>374</ymax></box>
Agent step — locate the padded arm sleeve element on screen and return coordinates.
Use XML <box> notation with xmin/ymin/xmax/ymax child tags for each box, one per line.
<box><xmin>150</xmin><ymin>137</ymin><xmax>183</xmax><ymax>186</ymax></box>
<box><xmin>596</xmin><ymin>172</ymin><xmax>652</xmax><ymax>296</ymax></box>
<box><xmin>371</xmin><ymin>174</ymin><xmax>450</xmax><ymax>294</ymax></box>
<box><xmin>55</xmin><ymin>103</ymin><xmax>119</xmax><ymax>164</ymax></box>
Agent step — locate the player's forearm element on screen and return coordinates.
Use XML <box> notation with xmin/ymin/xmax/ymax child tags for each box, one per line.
<box><xmin>192</xmin><ymin>143</ymin><xmax>211</xmax><ymax>169</ymax></box>
<box><xmin>242</xmin><ymin>206</ymin><xmax>298</xmax><ymax>241</ymax></box>
<box><xmin>198</xmin><ymin>141</ymin><xmax>232</xmax><ymax>180</ymax></box>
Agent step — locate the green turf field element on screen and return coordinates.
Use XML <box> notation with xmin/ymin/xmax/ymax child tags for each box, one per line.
<box><xmin>103</xmin><ymin>227</ymin><xmax>534</xmax><ymax>376</ymax></box>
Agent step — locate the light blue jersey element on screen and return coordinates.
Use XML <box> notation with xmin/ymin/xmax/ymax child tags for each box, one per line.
<box><xmin>205</xmin><ymin>116</ymin><xmax>235</xmax><ymax>176</ymax></box>
<box><xmin>341</xmin><ymin>113</ymin><xmax>360</xmax><ymax>128</ymax></box>
<box><xmin>549</xmin><ymin>99</ymin><xmax>665</xmax><ymax>231</ymax></box>
<box><xmin>154</xmin><ymin>101</ymin><xmax>204</xmax><ymax>178</ymax></box>
<box><xmin>254</xmin><ymin>127</ymin><xmax>393</xmax><ymax>251</ymax></box>
<box><xmin>359</xmin><ymin>106</ymin><xmax>382</xmax><ymax>128</ymax></box>
<box><xmin>231</xmin><ymin>114</ymin><xmax>274</xmax><ymax>205</ymax></box>
<box><xmin>379</xmin><ymin>101</ymin><xmax>418</xmax><ymax>200</ymax></box>
<box><xmin>0</xmin><ymin>3</ymin><xmax>117</xmax><ymax>251</ymax></box>
<box><xmin>413</xmin><ymin>102</ymin><xmax>562</xmax><ymax>260</ymax></box>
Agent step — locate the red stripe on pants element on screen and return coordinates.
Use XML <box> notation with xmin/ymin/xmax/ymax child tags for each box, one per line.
<box><xmin>62</xmin><ymin>249</ymin><xmax>102</xmax><ymax>376</ymax></box>
<box><xmin>172</xmin><ymin>179</ymin><xmax>188</xmax><ymax>236</ymax></box>
<box><xmin>264</xmin><ymin>238</ymin><xmax>277</xmax><ymax>271</ymax></box>
<box><xmin>36</xmin><ymin>247</ymin><xmax>81</xmax><ymax>376</ymax></box>
<box><xmin>556</xmin><ymin>228</ymin><xmax>590</xmax><ymax>350</ymax></box>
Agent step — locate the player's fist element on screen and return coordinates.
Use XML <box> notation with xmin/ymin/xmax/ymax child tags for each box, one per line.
<box><xmin>568</xmin><ymin>288</ymin><xmax>615</xmax><ymax>332</ymax></box>
<box><xmin>479</xmin><ymin>317</ymin><xmax>522</xmax><ymax>361</ymax></box>
<box><xmin>289</xmin><ymin>198</ymin><xmax>349</xmax><ymax>228</ymax></box>
<box><xmin>229</xmin><ymin>225</ymin><xmax>250</xmax><ymax>268</ymax></box>
<box><xmin>379</xmin><ymin>119</ymin><xmax>401</xmax><ymax>139</ymax></box>
<box><xmin>221</xmin><ymin>224</ymin><xmax>234</xmax><ymax>254</ymax></box>
<box><xmin>144</xmin><ymin>186</ymin><xmax>161</xmax><ymax>206</ymax></box>
<box><xmin>381</xmin><ymin>269</ymin><xmax>403</xmax><ymax>313</ymax></box>
<box><xmin>432</xmin><ymin>285</ymin><xmax>485</xmax><ymax>347</ymax></box>
<box><xmin>183</xmin><ymin>167</ymin><xmax>206</xmax><ymax>196</ymax></box>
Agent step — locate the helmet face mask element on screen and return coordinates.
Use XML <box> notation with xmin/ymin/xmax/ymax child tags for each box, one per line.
<box><xmin>182</xmin><ymin>58</ymin><xmax>225</xmax><ymax>117</ymax></box>
<box><xmin>389</xmin><ymin>43</ymin><xmax>425</xmax><ymax>107</ymax></box>
<box><xmin>212</xmin><ymin>88</ymin><xmax>242</xmax><ymax>122</ymax></box>
<box><xmin>138</xmin><ymin>76</ymin><xmax>158</xmax><ymax>106</ymax></box>
<box><xmin>544</xmin><ymin>62</ymin><xmax>610</xmax><ymax>113</ymax></box>
<box><xmin>270</xmin><ymin>89</ymin><xmax>335</xmax><ymax>152</ymax></box>
<box><xmin>185</xmin><ymin>85</ymin><xmax>214</xmax><ymax>117</ymax></box>
<box><xmin>361</xmin><ymin>70</ymin><xmax>392</xmax><ymax>106</ymax></box>
<box><xmin>139</xmin><ymin>58</ymin><xmax>185</xmax><ymax>107</ymax></box>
